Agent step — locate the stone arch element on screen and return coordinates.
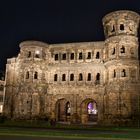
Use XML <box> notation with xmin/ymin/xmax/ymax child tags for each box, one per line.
<box><xmin>80</xmin><ymin>98</ymin><xmax>98</xmax><ymax>124</ymax></box>
<box><xmin>55</xmin><ymin>98</ymin><xmax>71</xmax><ymax>122</ymax></box>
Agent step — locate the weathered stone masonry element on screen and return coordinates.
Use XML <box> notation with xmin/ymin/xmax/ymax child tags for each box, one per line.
<box><xmin>3</xmin><ymin>10</ymin><xmax>140</xmax><ymax>125</ymax></box>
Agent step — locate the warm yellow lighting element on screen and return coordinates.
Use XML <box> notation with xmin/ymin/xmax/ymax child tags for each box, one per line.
<box><xmin>35</xmin><ymin>50</ymin><xmax>40</xmax><ymax>54</ymax></box>
<box><xmin>0</xmin><ymin>105</ymin><xmax>3</xmax><ymax>113</ymax></box>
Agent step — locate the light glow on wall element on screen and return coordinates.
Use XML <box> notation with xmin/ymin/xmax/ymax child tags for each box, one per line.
<box><xmin>88</xmin><ymin>102</ymin><xmax>97</xmax><ymax>114</ymax></box>
<box><xmin>0</xmin><ymin>105</ymin><xmax>3</xmax><ymax>113</ymax></box>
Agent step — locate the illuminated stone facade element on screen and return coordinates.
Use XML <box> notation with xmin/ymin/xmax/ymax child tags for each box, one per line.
<box><xmin>0</xmin><ymin>80</ymin><xmax>4</xmax><ymax>114</ymax></box>
<box><xmin>3</xmin><ymin>10</ymin><xmax>140</xmax><ymax>125</ymax></box>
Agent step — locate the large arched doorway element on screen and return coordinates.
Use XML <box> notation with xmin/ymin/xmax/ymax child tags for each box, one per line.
<box><xmin>56</xmin><ymin>99</ymin><xmax>71</xmax><ymax>122</ymax></box>
<box><xmin>81</xmin><ymin>99</ymin><xmax>98</xmax><ymax>124</ymax></box>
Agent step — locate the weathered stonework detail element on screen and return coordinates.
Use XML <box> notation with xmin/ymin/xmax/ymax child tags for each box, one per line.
<box><xmin>3</xmin><ymin>10</ymin><xmax>140</xmax><ymax>126</ymax></box>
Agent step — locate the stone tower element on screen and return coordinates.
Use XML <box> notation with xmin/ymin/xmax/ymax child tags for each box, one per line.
<box><xmin>102</xmin><ymin>10</ymin><xmax>140</xmax><ymax>125</ymax></box>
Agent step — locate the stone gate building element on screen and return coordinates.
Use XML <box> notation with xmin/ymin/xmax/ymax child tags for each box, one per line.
<box><xmin>3</xmin><ymin>10</ymin><xmax>140</xmax><ymax>125</ymax></box>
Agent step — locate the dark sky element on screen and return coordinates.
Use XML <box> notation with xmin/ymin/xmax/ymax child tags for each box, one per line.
<box><xmin>0</xmin><ymin>0</ymin><xmax>140</xmax><ymax>71</ymax></box>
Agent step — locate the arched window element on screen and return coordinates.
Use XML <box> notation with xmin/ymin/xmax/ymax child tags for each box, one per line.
<box><xmin>62</xmin><ymin>74</ymin><xmax>66</xmax><ymax>81</ymax></box>
<box><xmin>95</xmin><ymin>73</ymin><xmax>100</xmax><ymax>84</ymax></box>
<box><xmin>87</xmin><ymin>52</ymin><xmax>91</xmax><ymax>59</ymax></box>
<box><xmin>26</xmin><ymin>71</ymin><xmax>29</xmax><ymax>79</ymax></box>
<box><xmin>35</xmin><ymin>50</ymin><xmax>40</xmax><ymax>58</ymax></box>
<box><xmin>62</xmin><ymin>53</ymin><xmax>66</xmax><ymax>60</ymax></box>
<box><xmin>120</xmin><ymin>46</ymin><xmax>125</xmax><ymax>53</ymax></box>
<box><xmin>66</xmin><ymin>102</ymin><xmax>71</xmax><ymax>116</ymax></box>
<box><xmin>70</xmin><ymin>53</ymin><xmax>74</xmax><ymax>60</ymax></box>
<box><xmin>55</xmin><ymin>54</ymin><xmax>59</xmax><ymax>61</ymax></box>
<box><xmin>120</xmin><ymin>24</ymin><xmax>124</xmax><ymax>31</ymax></box>
<box><xmin>27</xmin><ymin>51</ymin><xmax>31</xmax><ymax>58</ymax></box>
<box><xmin>79</xmin><ymin>73</ymin><xmax>83</xmax><ymax>81</ymax></box>
<box><xmin>113</xmin><ymin>70</ymin><xmax>116</xmax><ymax>78</ymax></box>
<box><xmin>112</xmin><ymin>48</ymin><xmax>115</xmax><ymax>55</ymax></box>
<box><xmin>54</xmin><ymin>74</ymin><xmax>57</xmax><ymax>81</ymax></box>
<box><xmin>96</xmin><ymin>52</ymin><xmax>100</xmax><ymax>59</ymax></box>
<box><xmin>70</xmin><ymin>74</ymin><xmax>74</xmax><ymax>81</ymax></box>
<box><xmin>121</xmin><ymin>69</ymin><xmax>126</xmax><ymax>77</ymax></box>
<box><xmin>87</xmin><ymin>73</ymin><xmax>91</xmax><ymax>81</ymax></box>
<box><xmin>111</xmin><ymin>25</ymin><xmax>115</xmax><ymax>32</ymax></box>
<box><xmin>34</xmin><ymin>72</ymin><xmax>38</xmax><ymax>79</ymax></box>
<box><xmin>79</xmin><ymin>52</ymin><xmax>83</xmax><ymax>59</ymax></box>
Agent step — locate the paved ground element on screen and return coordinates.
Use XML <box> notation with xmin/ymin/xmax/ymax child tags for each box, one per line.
<box><xmin>0</xmin><ymin>135</ymin><xmax>108</xmax><ymax>140</ymax></box>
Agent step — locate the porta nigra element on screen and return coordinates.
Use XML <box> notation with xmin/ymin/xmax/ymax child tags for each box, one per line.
<box><xmin>3</xmin><ymin>10</ymin><xmax>140</xmax><ymax>126</ymax></box>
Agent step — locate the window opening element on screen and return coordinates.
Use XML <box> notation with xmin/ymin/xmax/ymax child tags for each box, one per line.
<box><xmin>55</xmin><ymin>54</ymin><xmax>59</xmax><ymax>61</ymax></box>
<box><xmin>62</xmin><ymin>53</ymin><xmax>66</xmax><ymax>60</ymax></box>
<box><xmin>111</xmin><ymin>25</ymin><xmax>115</xmax><ymax>32</ymax></box>
<box><xmin>121</xmin><ymin>69</ymin><xmax>126</xmax><ymax>77</ymax></box>
<box><xmin>35</xmin><ymin>51</ymin><xmax>40</xmax><ymax>58</ymax></box>
<box><xmin>34</xmin><ymin>72</ymin><xmax>38</xmax><ymax>79</ymax></box>
<box><xmin>87</xmin><ymin>52</ymin><xmax>91</xmax><ymax>59</ymax></box>
<box><xmin>120</xmin><ymin>46</ymin><xmax>125</xmax><ymax>53</ymax></box>
<box><xmin>54</xmin><ymin>74</ymin><xmax>57</xmax><ymax>81</ymax></box>
<box><xmin>87</xmin><ymin>73</ymin><xmax>91</xmax><ymax>81</ymax></box>
<box><xmin>70</xmin><ymin>74</ymin><xmax>74</xmax><ymax>81</ymax></box>
<box><xmin>112</xmin><ymin>48</ymin><xmax>115</xmax><ymax>55</ymax></box>
<box><xmin>62</xmin><ymin>74</ymin><xmax>66</xmax><ymax>81</ymax></box>
<box><xmin>79</xmin><ymin>52</ymin><xmax>83</xmax><ymax>60</ymax></box>
<box><xmin>95</xmin><ymin>73</ymin><xmax>100</xmax><ymax>84</ymax></box>
<box><xmin>96</xmin><ymin>52</ymin><xmax>100</xmax><ymax>59</ymax></box>
<box><xmin>120</xmin><ymin>24</ymin><xmax>124</xmax><ymax>31</ymax></box>
<box><xmin>79</xmin><ymin>73</ymin><xmax>83</xmax><ymax>81</ymax></box>
<box><xmin>114</xmin><ymin>70</ymin><xmax>116</xmax><ymax>78</ymax></box>
<box><xmin>70</xmin><ymin>53</ymin><xmax>74</xmax><ymax>60</ymax></box>
<box><xmin>27</xmin><ymin>51</ymin><xmax>31</xmax><ymax>58</ymax></box>
<box><xmin>26</xmin><ymin>71</ymin><xmax>29</xmax><ymax>79</ymax></box>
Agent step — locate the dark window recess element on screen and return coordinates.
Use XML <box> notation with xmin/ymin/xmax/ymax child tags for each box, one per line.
<box><xmin>27</xmin><ymin>51</ymin><xmax>31</xmax><ymax>58</ymax></box>
<box><xmin>120</xmin><ymin>24</ymin><xmax>124</xmax><ymax>31</ymax></box>
<box><xmin>114</xmin><ymin>70</ymin><xmax>116</xmax><ymax>78</ymax></box>
<box><xmin>70</xmin><ymin>74</ymin><xmax>74</xmax><ymax>81</ymax></box>
<box><xmin>96</xmin><ymin>52</ymin><xmax>100</xmax><ymax>59</ymax></box>
<box><xmin>55</xmin><ymin>54</ymin><xmax>59</xmax><ymax>61</ymax></box>
<box><xmin>95</xmin><ymin>73</ymin><xmax>100</xmax><ymax>84</ymax></box>
<box><xmin>79</xmin><ymin>52</ymin><xmax>83</xmax><ymax>59</ymax></box>
<box><xmin>34</xmin><ymin>72</ymin><xmax>38</xmax><ymax>79</ymax></box>
<box><xmin>62</xmin><ymin>53</ymin><xmax>66</xmax><ymax>60</ymax></box>
<box><xmin>111</xmin><ymin>25</ymin><xmax>115</xmax><ymax>32</ymax></box>
<box><xmin>54</xmin><ymin>74</ymin><xmax>57</xmax><ymax>81</ymax></box>
<box><xmin>79</xmin><ymin>73</ymin><xmax>83</xmax><ymax>81</ymax></box>
<box><xmin>122</xmin><ymin>69</ymin><xmax>126</xmax><ymax>77</ymax></box>
<box><xmin>26</xmin><ymin>71</ymin><xmax>29</xmax><ymax>79</ymax></box>
<box><xmin>112</xmin><ymin>48</ymin><xmax>115</xmax><ymax>55</ymax></box>
<box><xmin>62</xmin><ymin>74</ymin><xmax>66</xmax><ymax>81</ymax></box>
<box><xmin>35</xmin><ymin>54</ymin><xmax>40</xmax><ymax>58</ymax></box>
<box><xmin>87</xmin><ymin>73</ymin><xmax>91</xmax><ymax>81</ymax></box>
<box><xmin>120</xmin><ymin>46</ymin><xmax>125</xmax><ymax>53</ymax></box>
<box><xmin>87</xmin><ymin>52</ymin><xmax>91</xmax><ymax>59</ymax></box>
<box><xmin>70</xmin><ymin>53</ymin><xmax>74</xmax><ymax>60</ymax></box>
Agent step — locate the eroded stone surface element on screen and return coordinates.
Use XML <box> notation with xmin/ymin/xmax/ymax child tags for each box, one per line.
<box><xmin>3</xmin><ymin>10</ymin><xmax>140</xmax><ymax>126</ymax></box>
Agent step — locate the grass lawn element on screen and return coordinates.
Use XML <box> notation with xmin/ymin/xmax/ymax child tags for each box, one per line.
<box><xmin>0</xmin><ymin>120</ymin><xmax>140</xmax><ymax>139</ymax></box>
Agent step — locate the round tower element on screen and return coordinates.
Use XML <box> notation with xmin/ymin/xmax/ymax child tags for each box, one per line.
<box><xmin>102</xmin><ymin>10</ymin><xmax>140</xmax><ymax>125</ymax></box>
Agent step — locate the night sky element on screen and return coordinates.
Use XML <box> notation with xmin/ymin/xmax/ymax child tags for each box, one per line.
<box><xmin>0</xmin><ymin>0</ymin><xmax>140</xmax><ymax>71</ymax></box>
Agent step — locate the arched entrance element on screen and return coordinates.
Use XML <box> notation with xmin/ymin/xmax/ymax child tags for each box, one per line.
<box><xmin>56</xmin><ymin>99</ymin><xmax>71</xmax><ymax>122</ymax></box>
<box><xmin>81</xmin><ymin>99</ymin><xmax>98</xmax><ymax>124</ymax></box>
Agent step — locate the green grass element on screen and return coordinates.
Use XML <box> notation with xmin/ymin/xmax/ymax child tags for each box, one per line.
<box><xmin>0</xmin><ymin>120</ymin><xmax>140</xmax><ymax>139</ymax></box>
<box><xmin>0</xmin><ymin>127</ymin><xmax>140</xmax><ymax>140</ymax></box>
